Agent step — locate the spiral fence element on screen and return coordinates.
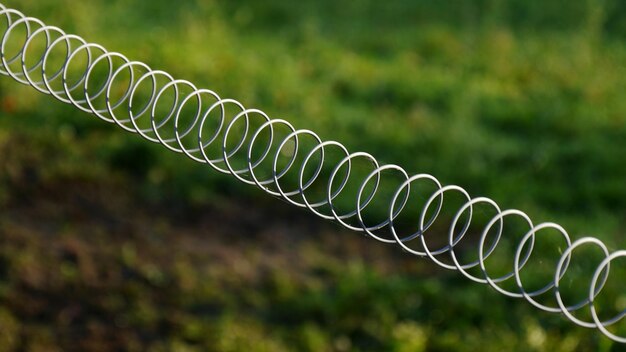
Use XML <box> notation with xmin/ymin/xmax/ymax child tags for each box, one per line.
<box><xmin>0</xmin><ymin>2</ymin><xmax>624</xmax><ymax>343</ymax></box>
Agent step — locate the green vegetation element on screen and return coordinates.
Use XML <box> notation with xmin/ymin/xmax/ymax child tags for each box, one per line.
<box><xmin>0</xmin><ymin>0</ymin><xmax>625</xmax><ymax>350</ymax></box>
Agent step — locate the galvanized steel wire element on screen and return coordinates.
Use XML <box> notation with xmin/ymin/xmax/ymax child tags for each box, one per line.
<box><xmin>0</xmin><ymin>2</ymin><xmax>624</xmax><ymax>343</ymax></box>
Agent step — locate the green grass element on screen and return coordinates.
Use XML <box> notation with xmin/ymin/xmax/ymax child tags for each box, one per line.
<box><xmin>0</xmin><ymin>0</ymin><xmax>625</xmax><ymax>350</ymax></box>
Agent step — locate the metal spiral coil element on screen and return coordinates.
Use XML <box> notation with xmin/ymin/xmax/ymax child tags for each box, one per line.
<box><xmin>0</xmin><ymin>3</ymin><xmax>624</xmax><ymax>343</ymax></box>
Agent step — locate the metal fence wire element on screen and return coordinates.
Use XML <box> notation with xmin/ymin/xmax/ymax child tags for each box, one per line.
<box><xmin>0</xmin><ymin>2</ymin><xmax>624</xmax><ymax>343</ymax></box>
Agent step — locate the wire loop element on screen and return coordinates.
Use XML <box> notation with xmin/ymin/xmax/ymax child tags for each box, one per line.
<box><xmin>0</xmin><ymin>3</ymin><xmax>623</xmax><ymax>343</ymax></box>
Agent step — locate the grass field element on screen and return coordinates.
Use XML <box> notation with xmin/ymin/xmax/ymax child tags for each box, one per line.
<box><xmin>0</xmin><ymin>0</ymin><xmax>625</xmax><ymax>351</ymax></box>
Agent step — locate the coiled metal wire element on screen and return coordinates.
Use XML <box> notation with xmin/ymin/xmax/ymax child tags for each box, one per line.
<box><xmin>0</xmin><ymin>2</ymin><xmax>624</xmax><ymax>343</ymax></box>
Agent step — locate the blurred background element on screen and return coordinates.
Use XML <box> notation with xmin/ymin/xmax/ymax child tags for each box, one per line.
<box><xmin>1</xmin><ymin>0</ymin><xmax>625</xmax><ymax>351</ymax></box>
